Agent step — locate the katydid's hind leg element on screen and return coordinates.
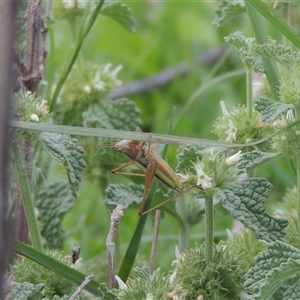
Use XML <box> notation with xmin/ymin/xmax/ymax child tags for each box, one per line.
<box><xmin>140</xmin><ymin>185</ymin><xmax>196</xmax><ymax>215</ymax></box>
<box><xmin>138</xmin><ymin>159</ymin><xmax>157</xmax><ymax>215</ymax></box>
<box><xmin>111</xmin><ymin>161</ymin><xmax>135</xmax><ymax>174</ymax></box>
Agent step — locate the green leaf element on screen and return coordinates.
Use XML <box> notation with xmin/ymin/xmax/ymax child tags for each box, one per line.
<box><xmin>254</xmin><ymin>43</ymin><xmax>300</xmax><ymax>69</ymax></box>
<box><xmin>224</xmin><ymin>31</ymin><xmax>256</xmax><ymax>67</ymax></box>
<box><xmin>101</xmin><ymin>1</ymin><xmax>135</xmax><ymax>32</ymax></box>
<box><xmin>40</xmin><ymin>132</ymin><xmax>86</xmax><ymax>197</ymax></box>
<box><xmin>213</xmin><ymin>0</ymin><xmax>246</xmax><ymax>27</ymax></box>
<box><xmin>82</xmin><ymin>98</ymin><xmax>142</xmax><ymax>131</ymax></box>
<box><xmin>10</xmin><ymin>282</ymin><xmax>45</xmax><ymax>300</ymax></box>
<box><xmin>254</xmin><ymin>97</ymin><xmax>295</xmax><ymax>123</ymax></box>
<box><xmin>104</xmin><ymin>183</ymin><xmax>144</xmax><ymax>209</ymax></box>
<box><xmin>222</xmin><ymin>178</ymin><xmax>288</xmax><ymax>242</ymax></box>
<box><xmin>245</xmin><ymin>241</ymin><xmax>300</xmax><ymax>299</ymax></box>
<box><xmin>246</xmin><ymin>1</ymin><xmax>300</xmax><ymax>50</ymax></box>
<box><xmin>176</xmin><ymin>145</ymin><xmax>210</xmax><ymax>173</ymax></box>
<box><xmin>36</xmin><ymin>181</ymin><xmax>75</xmax><ymax>248</ymax></box>
<box><xmin>238</xmin><ymin>150</ymin><xmax>280</xmax><ymax>172</ymax></box>
<box><xmin>97</xmin><ymin>283</ymin><xmax>117</xmax><ymax>299</ymax></box>
<box><xmin>283</xmin><ymin>279</ymin><xmax>300</xmax><ymax>300</ymax></box>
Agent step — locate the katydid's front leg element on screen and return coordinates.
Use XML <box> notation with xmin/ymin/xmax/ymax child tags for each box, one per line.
<box><xmin>138</xmin><ymin>159</ymin><xmax>157</xmax><ymax>215</ymax></box>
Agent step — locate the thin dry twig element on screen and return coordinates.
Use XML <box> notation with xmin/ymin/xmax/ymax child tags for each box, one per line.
<box><xmin>15</xmin><ymin>0</ymin><xmax>41</xmax><ymax>32</ymax></box>
<box><xmin>109</xmin><ymin>47</ymin><xmax>226</xmax><ymax>100</ymax></box>
<box><xmin>106</xmin><ymin>204</ymin><xmax>124</xmax><ymax>289</ymax></box>
<box><xmin>69</xmin><ymin>274</ymin><xmax>94</xmax><ymax>300</ymax></box>
<box><xmin>149</xmin><ymin>210</ymin><xmax>161</xmax><ymax>274</ymax></box>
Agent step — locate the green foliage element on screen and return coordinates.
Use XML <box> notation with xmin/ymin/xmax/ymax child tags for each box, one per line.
<box><xmin>245</xmin><ymin>241</ymin><xmax>300</xmax><ymax>300</ymax></box>
<box><xmin>213</xmin><ymin>0</ymin><xmax>245</xmax><ymax>27</ymax></box>
<box><xmin>116</xmin><ymin>267</ymin><xmax>187</xmax><ymax>300</ymax></box>
<box><xmin>11</xmin><ymin>250</ymin><xmax>76</xmax><ymax>298</ymax></box>
<box><xmin>225</xmin><ymin>229</ymin><xmax>266</xmax><ymax>270</ymax></box>
<box><xmin>9</xmin><ymin>282</ymin><xmax>45</xmax><ymax>300</ymax></box>
<box><xmin>82</xmin><ymin>98</ymin><xmax>142</xmax><ymax>131</ymax></box>
<box><xmin>176</xmin><ymin>145</ymin><xmax>210</xmax><ymax>173</ymax></box>
<box><xmin>40</xmin><ymin>132</ymin><xmax>86</xmax><ymax>197</ymax></box>
<box><xmin>271</xmin><ymin>123</ymin><xmax>300</xmax><ymax>158</ymax></box>
<box><xmin>254</xmin><ymin>97</ymin><xmax>295</xmax><ymax>123</ymax></box>
<box><xmin>52</xmin><ymin>0</ymin><xmax>88</xmax><ymax>20</ymax></box>
<box><xmin>255</xmin><ymin>43</ymin><xmax>300</xmax><ymax>70</ymax></box>
<box><xmin>222</xmin><ymin>178</ymin><xmax>288</xmax><ymax>242</ymax></box>
<box><xmin>225</xmin><ymin>31</ymin><xmax>257</xmax><ymax>68</ymax></box>
<box><xmin>237</xmin><ymin>150</ymin><xmax>281</xmax><ymax>173</ymax></box>
<box><xmin>172</xmin><ymin>243</ymin><xmax>246</xmax><ymax>300</ymax></box>
<box><xmin>104</xmin><ymin>183</ymin><xmax>144</xmax><ymax>210</ymax></box>
<box><xmin>10</xmin><ymin>0</ymin><xmax>300</xmax><ymax>299</ymax></box>
<box><xmin>213</xmin><ymin>103</ymin><xmax>269</xmax><ymax>144</ymax></box>
<box><xmin>12</xmin><ymin>91</ymin><xmax>51</xmax><ymax>140</ymax></box>
<box><xmin>36</xmin><ymin>181</ymin><xmax>76</xmax><ymax>248</ymax></box>
<box><xmin>101</xmin><ymin>1</ymin><xmax>135</xmax><ymax>33</ymax></box>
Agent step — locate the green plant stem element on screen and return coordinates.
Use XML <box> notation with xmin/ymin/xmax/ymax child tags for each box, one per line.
<box><xmin>50</xmin><ymin>0</ymin><xmax>105</xmax><ymax>111</ymax></box>
<box><xmin>246</xmin><ymin>66</ymin><xmax>253</xmax><ymax>118</ymax></box>
<box><xmin>297</xmin><ymin>155</ymin><xmax>300</xmax><ymax>227</ymax></box>
<box><xmin>13</xmin><ymin>142</ymin><xmax>43</xmax><ymax>251</ymax></box>
<box><xmin>245</xmin><ymin>1</ymin><xmax>281</xmax><ymax>101</ymax></box>
<box><xmin>175</xmin><ymin>197</ymin><xmax>190</xmax><ymax>251</ymax></box>
<box><xmin>205</xmin><ymin>197</ymin><xmax>214</xmax><ymax>262</ymax></box>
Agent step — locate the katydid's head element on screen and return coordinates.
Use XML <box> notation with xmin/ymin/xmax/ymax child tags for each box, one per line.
<box><xmin>114</xmin><ymin>138</ymin><xmax>144</xmax><ymax>160</ymax></box>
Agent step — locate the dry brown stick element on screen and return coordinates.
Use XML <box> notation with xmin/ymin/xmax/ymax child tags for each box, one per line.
<box><xmin>15</xmin><ymin>0</ymin><xmax>41</xmax><ymax>32</ymax></box>
<box><xmin>106</xmin><ymin>204</ymin><xmax>124</xmax><ymax>289</ymax></box>
<box><xmin>69</xmin><ymin>274</ymin><xmax>95</xmax><ymax>300</ymax></box>
<box><xmin>149</xmin><ymin>210</ymin><xmax>161</xmax><ymax>274</ymax></box>
<box><xmin>109</xmin><ymin>47</ymin><xmax>226</xmax><ymax>100</ymax></box>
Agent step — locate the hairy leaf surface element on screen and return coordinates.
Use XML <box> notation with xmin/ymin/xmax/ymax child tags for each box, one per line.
<box><xmin>245</xmin><ymin>241</ymin><xmax>300</xmax><ymax>300</ymax></box>
<box><xmin>254</xmin><ymin>97</ymin><xmax>294</xmax><ymax>123</ymax></box>
<box><xmin>40</xmin><ymin>132</ymin><xmax>86</xmax><ymax>197</ymax></box>
<box><xmin>222</xmin><ymin>178</ymin><xmax>288</xmax><ymax>242</ymax></box>
<box><xmin>36</xmin><ymin>181</ymin><xmax>75</xmax><ymax>248</ymax></box>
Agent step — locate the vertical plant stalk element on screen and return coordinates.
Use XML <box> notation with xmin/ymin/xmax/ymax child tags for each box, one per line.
<box><xmin>50</xmin><ymin>0</ymin><xmax>105</xmax><ymax>110</ymax></box>
<box><xmin>205</xmin><ymin>197</ymin><xmax>214</xmax><ymax>262</ymax></box>
<box><xmin>13</xmin><ymin>142</ymin><xmax>43</xmax><ymax>251</ymax></box>
<box><xmin>106</xmin><ymin>204</ymin><xmax>123</xmax><ymax>289</ymax></box>
<box><xmin>175</xmin><ymin>196</ymin><xmax>191</xmax><ymax>252</ymax></box>
<box><xmin>149</xmin><ymin>210</ymin><xmax>161</xmax><ymax>274</ymax></box>
<box><xmin>297</xmin><ymin>155</ymin><xmax>300</xmax><ymax>227</ymax></box>
<box><xmin>246</xmin><ymin>67</ymin><xmax>253</xmax><ymax>118</ymax></box>
<box><xmin>245</xmin><ymin>0</ymin><xmax>281</xmax><ymax>101</ymax></box>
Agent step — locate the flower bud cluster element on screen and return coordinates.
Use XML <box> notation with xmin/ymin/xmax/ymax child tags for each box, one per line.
<box><xmin>58</xmin><ymin>63</ymin><xmax>122</xmax><ymax>111</ymax></box>
<box><xmin>213</xmin><ymin>101</ymin><xmax>267</xmax><ymax>144</ymax></box>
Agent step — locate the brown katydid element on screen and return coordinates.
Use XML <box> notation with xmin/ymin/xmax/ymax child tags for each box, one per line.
<box><xmin>112</xmin><ymin>128</ymin><xmax>196</xmax><ymax>215</ymax></box>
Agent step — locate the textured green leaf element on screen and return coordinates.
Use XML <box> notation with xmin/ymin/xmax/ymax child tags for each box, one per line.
<box><xmin>97</xmin><ymin>283</ymin><xmax>117</xmax><ymax>299</ymax></box>
<box><xmin>213</xmin><ymin>0</ymin><xmax>245</xmax><ymax>27</ymax></box>
<box><xmin>40</xmin><ymin>132</ymin><xmax>86</xmax><ymax>197</ymax></box>
<box><xmin>101</xmin><ymin>1</ymin><xmax>135</xmax><ymax>32</ymax></box>
<box><xmin>36</xmin><ymin>181</ymin><xmax>75</xmax><ymax>248</ymax></box>
<box><xmin>176</xmin><ymin>145</ymin><xmax>210</xmax><ymax>173</ymax></box>
<box><xmin>245</xmin><ymin>241</ymin><xmax>300</xmax><ymax>299</ymax></box>
<box><xmin>104</xmin><ymin>183</ymin><xmax>144</xmax><ymax>209</ymax></box>
<box><xmin>82</xmin><ymin>98</ymin><xmax>141</xmax><ymax>131</ymax></box>
<box><xmin>283</xmin><ymin>278</ymin><xmax>300</xmax><ymax>300</ymax></box>
<box><xmin>254</xmin><ymin>97</ymin><xmax>295</xmax><ymax>123</ymax></box>
<box><xmin>225</xmin><ymin>31</ymin><xmax>256</xmax><ymax>67</ymax></box>
<box><xmin>223</xmin><ymin>178</ymin><xmax>288</xmax><ymax>242</ymax></box>
<box><xmin>254</xmin><ymin>41</ymin><xmax>300</xmax><ymax>69</ymax></box>
<box><xmin>238</xmin><ymin>150</ymin><xmax>280</xmax><ymax>172</ymax></box>
<box><xmin>10</xmin><ymin>282</ymin><xmax>45</xmax><ymax>300</ymax></box>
